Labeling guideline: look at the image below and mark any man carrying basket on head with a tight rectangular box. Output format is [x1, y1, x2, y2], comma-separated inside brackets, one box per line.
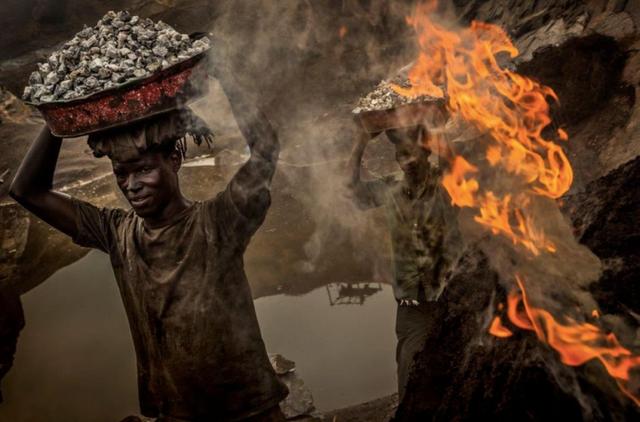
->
[347, 70, 462, 411]
[10, 27, 288, 422]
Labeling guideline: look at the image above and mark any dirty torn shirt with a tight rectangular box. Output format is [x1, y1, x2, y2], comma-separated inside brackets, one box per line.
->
[71, 185, 288, 421]
[356, 168, 461, 303]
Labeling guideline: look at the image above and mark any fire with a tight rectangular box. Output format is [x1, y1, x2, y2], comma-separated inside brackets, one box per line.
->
[441, 156, 478, 208]
[339, 25, 348, 39]
[393, 0, 572, 255]
[493, 276, 640, 405]
[442, 157, 555, 255]
[395, 0, 640, 406]
[489, 316, 513, 338]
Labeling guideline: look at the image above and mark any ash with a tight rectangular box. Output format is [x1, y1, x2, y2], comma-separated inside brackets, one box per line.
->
[22, 10, 210, 104]
[352, 77, 440, 114]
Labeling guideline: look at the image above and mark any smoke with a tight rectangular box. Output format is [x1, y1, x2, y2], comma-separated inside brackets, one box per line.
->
[431, 111, 616, 422]
[443, 122, 603, 315]
[187, 0, 420, 278]
[193, 1, 619, 377]
[162, 0, 638, 409]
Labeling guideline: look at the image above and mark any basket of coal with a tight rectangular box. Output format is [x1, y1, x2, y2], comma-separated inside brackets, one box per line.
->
[352, 74, 447, 133]
[22, 11, 211, 138]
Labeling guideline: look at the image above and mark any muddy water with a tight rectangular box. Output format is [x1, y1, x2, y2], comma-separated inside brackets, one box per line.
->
[0, 252, 138, 422]
[0, 248, 396, 421]
[256, 285, 396, 411]
[0, 144, 402, 420]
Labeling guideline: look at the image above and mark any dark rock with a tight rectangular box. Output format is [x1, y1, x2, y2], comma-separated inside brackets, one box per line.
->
[453, 0, 587, 38]
[0, 285, 24, 404]
[518, 34, 629, 126]
[589, 11, 637, 40]
[396, 246, 639, 421]
[325, 394, 398, 422]
[563, 156, 640, 317]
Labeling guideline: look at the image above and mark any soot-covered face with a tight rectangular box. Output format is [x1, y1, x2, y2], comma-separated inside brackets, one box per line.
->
[386, 126, 431, 187]
[111, 150, 181, 218]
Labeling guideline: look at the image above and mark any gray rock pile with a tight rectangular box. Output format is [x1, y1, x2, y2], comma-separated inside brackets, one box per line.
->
[352, 76, 440, 114]
[22, 10, 210, 104]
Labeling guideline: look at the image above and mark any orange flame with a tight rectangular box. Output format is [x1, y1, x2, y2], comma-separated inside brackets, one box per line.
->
[442, 157, 555, 255]
[339, 25, 348, 39]
[441, 156, 479, 207]
[398, 1, 640, 406]
[494, 275, 640, 405]
[489, 316, 513, 338]
[394, 0, 573, 255]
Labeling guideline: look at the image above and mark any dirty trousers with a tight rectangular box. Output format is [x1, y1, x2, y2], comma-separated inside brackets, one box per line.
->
[395, 300, 445, 404]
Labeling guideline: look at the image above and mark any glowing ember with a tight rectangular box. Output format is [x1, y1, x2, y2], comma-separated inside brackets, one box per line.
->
[493, 276, 640, 405]
[339, 25, 348, 39]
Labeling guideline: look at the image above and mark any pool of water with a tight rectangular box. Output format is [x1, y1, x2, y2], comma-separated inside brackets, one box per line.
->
[256, 283, 396, 411]
[0, 250, 396, 421]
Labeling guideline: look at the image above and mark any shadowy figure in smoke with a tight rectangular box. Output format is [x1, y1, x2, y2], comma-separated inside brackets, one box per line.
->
[347, 121, 461, 408]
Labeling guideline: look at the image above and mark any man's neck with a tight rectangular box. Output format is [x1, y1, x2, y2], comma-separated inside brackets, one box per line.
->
[143, 194, 193, 229]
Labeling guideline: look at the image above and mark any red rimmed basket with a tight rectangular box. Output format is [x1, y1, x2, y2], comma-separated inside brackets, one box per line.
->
[355, 99, 448, 134]
[26, 40, 210, 138]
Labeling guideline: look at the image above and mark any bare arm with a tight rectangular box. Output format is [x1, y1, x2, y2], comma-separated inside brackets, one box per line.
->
[346, 128, 389, 209]
[215, 65, 279, 219]
[9, 126, 78, 238]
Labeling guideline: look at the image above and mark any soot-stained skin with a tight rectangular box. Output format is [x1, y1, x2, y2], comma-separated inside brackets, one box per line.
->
[112, 150, 190, 227]
[387, 127, 432, 190]
[347, 125, 432, 209]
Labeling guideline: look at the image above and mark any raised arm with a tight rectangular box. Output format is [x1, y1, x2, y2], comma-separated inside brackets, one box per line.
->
[215, 65, 279, 219]
[9, 126, 79, 238]
[346, 128, 390, 210]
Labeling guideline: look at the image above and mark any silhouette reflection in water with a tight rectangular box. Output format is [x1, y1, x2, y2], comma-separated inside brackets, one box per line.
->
[326, 282, 384, 306]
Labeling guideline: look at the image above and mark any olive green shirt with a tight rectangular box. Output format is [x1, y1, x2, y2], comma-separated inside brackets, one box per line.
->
[357, 168, 461, 302]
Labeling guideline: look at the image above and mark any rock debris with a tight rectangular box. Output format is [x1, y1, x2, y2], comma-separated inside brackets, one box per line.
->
[23, 10, 210, 104]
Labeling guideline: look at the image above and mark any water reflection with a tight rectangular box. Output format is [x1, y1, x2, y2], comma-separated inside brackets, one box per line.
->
[0, 203, 93, 407]
[0, 250, 396, 420]
[326, 282, 384, 306]
[0, 251, 138, 422]
[256, 285, 396, 411]
[0, 156, 396, 418]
